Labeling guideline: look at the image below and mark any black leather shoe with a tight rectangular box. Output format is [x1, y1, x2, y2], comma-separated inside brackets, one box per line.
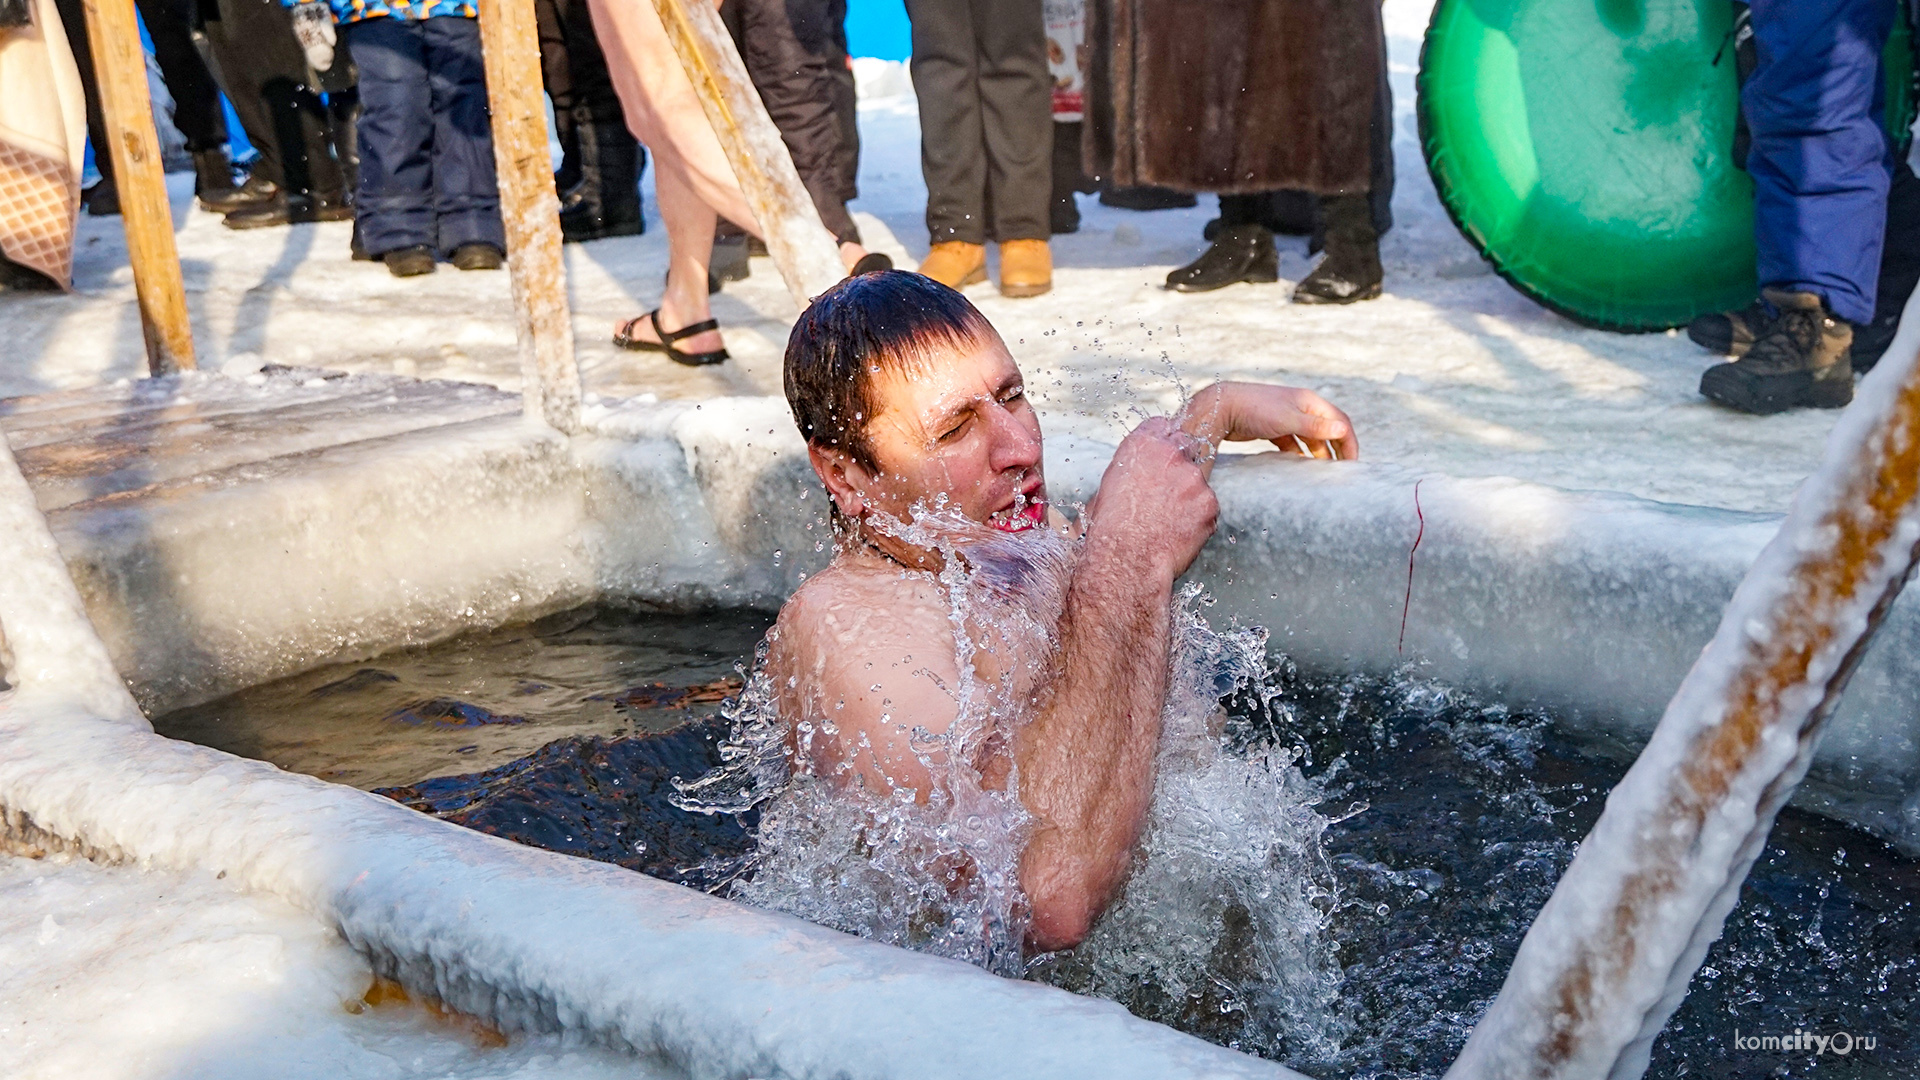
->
[223, 191, 353, 230]
[382, 246, 436, 277]
[200, 173, 279, 215]
[1166, 224, 1279, 293]
[450, 242, 504, 271]
[1294, 195, 1382, 304]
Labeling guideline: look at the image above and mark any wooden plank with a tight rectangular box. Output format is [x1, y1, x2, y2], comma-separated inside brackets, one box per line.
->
[650, 0, 844, 304]
[80, 0, 194, 375]
[475, 0, 580, 434]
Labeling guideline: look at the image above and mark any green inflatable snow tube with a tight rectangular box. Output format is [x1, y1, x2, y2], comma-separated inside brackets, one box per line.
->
[1419, 0, 1915, 332]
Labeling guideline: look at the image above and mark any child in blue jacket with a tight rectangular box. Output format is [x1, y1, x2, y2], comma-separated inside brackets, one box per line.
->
[290, 0, 506, 276]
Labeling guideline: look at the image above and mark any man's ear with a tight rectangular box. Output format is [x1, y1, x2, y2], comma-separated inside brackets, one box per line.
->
[808, 443, 872, 518]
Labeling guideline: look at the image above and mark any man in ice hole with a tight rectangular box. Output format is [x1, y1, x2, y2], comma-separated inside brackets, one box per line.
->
[771, 271, 1358, 951]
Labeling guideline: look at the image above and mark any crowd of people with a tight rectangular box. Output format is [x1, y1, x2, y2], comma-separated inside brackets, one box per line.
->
[0, 0, 1913, 415]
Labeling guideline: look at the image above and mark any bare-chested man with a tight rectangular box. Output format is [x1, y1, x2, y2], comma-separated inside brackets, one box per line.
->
[766, 271, 1358, 952]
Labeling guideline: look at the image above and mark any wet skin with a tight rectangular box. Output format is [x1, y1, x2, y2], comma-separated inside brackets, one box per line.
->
[769, 322, 1358, 950]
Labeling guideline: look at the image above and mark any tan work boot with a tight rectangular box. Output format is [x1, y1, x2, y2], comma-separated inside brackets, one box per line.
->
[998, 239, 1053, 298]
[917, 241, 987, 289]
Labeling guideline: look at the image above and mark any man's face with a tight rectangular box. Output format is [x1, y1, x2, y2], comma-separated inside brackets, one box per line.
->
[854, 330, 1048, 535]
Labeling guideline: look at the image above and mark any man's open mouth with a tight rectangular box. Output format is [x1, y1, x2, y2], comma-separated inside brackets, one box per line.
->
[987, 499, 1047, 532]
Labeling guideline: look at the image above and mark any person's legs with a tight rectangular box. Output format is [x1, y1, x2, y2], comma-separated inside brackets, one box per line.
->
[1702, 0, 1894, 413]
[202, 0, 284, 190]
[972, 0, 1048, 244]
[135, 0, 227, 153]
[1744, 0, 1894, 325]
[905, 0, 985, 245]
[536, 0, 582, 193]
[620, 144, 726, 356]
[346, 17, 436, 257]
[208, 0, 348, 202]
[726, 0, 863, 250]
[421, 16, 505, 257]
[584, 0, 758, 229]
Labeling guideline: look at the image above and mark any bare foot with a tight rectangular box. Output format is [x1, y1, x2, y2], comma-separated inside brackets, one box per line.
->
[839, 241, 870, 272]
[616, 271, 725, 355]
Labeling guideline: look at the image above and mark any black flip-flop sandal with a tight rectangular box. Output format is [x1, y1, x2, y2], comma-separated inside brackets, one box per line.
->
[613, 310, 730, 366]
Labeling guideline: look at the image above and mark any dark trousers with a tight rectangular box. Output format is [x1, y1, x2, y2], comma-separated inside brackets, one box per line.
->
[53, 0, 227, 178]
[1745, 0, 1896, 325]
[721, 0, 860, 245]
[904, 0, 1050, 244]
[535, 0, 635, 191]
[205, 0, 349, 196]
[346, 15, 504, 257]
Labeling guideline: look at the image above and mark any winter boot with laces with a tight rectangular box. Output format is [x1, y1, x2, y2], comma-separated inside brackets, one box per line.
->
[1686, 297, 1773, 357]
[1699, 289, 1853, 414]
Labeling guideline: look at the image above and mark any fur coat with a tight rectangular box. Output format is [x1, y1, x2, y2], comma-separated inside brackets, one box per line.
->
[1084, 0, 1384, 195]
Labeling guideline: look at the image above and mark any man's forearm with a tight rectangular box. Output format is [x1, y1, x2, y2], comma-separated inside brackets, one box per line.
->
[1014, 538, 1173, 949]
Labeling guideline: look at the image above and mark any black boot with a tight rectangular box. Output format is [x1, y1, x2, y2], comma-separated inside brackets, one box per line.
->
[1294, 194, 1382, 304]
[1165, 224, 1279, 293]
[1700, 289, 1854, 414]
[558, 110, 645, 243]
[710, 231, 750, 284]
[84, 179, 119, 217]
[193, 148, 240, 211]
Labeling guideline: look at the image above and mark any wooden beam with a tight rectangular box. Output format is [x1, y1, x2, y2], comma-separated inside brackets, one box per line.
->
[476, 0, 581, 434]
[81, 0, 194, 374]
[650, 0, 845, 305]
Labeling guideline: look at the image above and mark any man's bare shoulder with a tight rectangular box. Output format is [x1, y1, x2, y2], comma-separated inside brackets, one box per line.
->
[771, 557, 958, 680]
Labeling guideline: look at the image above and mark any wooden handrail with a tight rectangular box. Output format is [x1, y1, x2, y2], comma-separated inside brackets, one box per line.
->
[1447, 291, 1920, 1078]
[649, 0, 845, 305]
[81, 0, 193, 374]
[476, 0, 581, 433]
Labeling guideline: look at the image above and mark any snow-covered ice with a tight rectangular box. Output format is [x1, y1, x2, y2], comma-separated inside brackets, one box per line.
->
[3, 0, 1897, 514]
[0, 853, 669, 1080]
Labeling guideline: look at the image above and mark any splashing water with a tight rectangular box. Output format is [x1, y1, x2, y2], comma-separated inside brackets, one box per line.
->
[672, 517, 1346, 1050]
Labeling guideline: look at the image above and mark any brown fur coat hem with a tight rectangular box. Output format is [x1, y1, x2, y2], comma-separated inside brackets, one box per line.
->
[1084, 0, 1385, 196]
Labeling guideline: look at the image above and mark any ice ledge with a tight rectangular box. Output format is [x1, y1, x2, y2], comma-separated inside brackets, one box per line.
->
[24, 390, 1920, 852]
[0, 707, 1303, 1080]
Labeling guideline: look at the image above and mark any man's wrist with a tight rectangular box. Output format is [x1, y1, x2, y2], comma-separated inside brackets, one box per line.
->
[1079, 526, 1179, 600]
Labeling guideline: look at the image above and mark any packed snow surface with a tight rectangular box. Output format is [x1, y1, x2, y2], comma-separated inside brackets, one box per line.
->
[5, 0, 1907, 514]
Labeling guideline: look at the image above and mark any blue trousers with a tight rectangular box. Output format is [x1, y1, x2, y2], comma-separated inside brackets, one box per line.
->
[1744, 0, 1897, 325]
[347, 16, 507, 258]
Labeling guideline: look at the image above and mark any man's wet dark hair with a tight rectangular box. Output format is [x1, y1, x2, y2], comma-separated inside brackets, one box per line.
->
[784, 270, 993, 471]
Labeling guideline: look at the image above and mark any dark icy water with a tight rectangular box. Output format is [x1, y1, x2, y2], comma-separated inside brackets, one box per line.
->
[156, 607, 1915, 1078]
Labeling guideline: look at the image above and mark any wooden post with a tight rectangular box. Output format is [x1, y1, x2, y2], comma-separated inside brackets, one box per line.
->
[476, 0, 581, 434]
[81, 0, 194, 375]
[650, 0, 845, 304]
[1446, 288, 1920, 1080]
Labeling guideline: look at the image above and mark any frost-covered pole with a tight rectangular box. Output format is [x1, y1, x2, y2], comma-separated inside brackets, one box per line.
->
[476, 0, 581, 434]
[1446, 289, 1920, 1080]
[82, 0, 195, 375]
[649, 0, 845, 304]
